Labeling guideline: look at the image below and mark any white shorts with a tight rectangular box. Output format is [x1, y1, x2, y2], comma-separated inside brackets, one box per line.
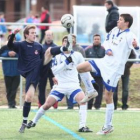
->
[89, 60, 121, 92]
[50, 85, 83, 103]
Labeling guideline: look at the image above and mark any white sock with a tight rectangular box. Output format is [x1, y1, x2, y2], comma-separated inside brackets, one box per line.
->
[104, 103, 114, 128]
[79, 104, 87, 129]
[80, 72, 95, 92]
[33, 106, 46, 124]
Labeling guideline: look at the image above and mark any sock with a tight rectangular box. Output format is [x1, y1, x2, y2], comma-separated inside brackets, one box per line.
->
[23, 101, 31, 124]
[50, 47, 67, 55]
[32, 106, 46, 124]
[79, 104, 87, 129]
[80, 72, 95, 92]
[104, 103, 114, 128]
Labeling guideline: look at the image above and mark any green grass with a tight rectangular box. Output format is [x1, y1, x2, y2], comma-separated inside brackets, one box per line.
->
[0, 109, 140, 140]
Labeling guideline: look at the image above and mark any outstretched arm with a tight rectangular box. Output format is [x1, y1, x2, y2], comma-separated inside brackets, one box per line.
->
[43, 46, 69, 65]
[7, 29, 21, 52]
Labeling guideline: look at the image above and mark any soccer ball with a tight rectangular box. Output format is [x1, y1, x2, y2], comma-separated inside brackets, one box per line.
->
[61, 14, 74, 28]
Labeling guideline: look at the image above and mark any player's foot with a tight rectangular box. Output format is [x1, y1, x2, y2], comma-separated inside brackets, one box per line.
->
[80, 90, 98, 103]
[26, 120, 36, 129]
[19, 123, 27, 133]
[96, 126, 114, 135]
[79, 126, 93, 132]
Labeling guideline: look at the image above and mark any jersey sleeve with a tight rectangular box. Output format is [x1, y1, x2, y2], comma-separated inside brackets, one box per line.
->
[7, 34, 20, 53]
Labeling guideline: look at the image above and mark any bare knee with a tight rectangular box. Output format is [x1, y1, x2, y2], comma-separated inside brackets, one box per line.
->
[104, 90, 113, 104]
[77, 61, 92, 73]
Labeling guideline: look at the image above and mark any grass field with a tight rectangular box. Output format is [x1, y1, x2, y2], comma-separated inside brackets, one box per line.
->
[0, 108, 140, 140]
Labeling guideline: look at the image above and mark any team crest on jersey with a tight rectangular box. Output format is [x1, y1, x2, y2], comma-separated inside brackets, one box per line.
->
[35, 50, 38, 54]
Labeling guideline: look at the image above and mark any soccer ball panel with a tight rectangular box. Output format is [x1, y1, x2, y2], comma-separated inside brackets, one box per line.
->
[61, 14, 74, 28]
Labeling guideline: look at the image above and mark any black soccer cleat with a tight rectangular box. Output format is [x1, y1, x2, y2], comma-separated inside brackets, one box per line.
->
[78, 126, 93, 132]
[26, 120, 36, 129]
[19, 123, 27, 133]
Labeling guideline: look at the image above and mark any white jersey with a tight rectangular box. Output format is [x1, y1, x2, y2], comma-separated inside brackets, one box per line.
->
[93, 27, 136, 86]
[51, 51, 85, 87]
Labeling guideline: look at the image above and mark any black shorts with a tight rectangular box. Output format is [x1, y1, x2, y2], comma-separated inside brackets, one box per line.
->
[25, 64, 42, 93]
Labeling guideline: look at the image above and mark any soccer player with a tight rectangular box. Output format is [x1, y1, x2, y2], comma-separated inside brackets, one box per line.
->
[7, 25, 70, 133]
[76, 14, 139, 135]
[26, 35, 98, 132]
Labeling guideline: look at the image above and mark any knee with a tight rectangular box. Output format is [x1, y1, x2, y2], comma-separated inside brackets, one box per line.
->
[104, 92, 113, 103]
[25, 95, 33, 102]
[43, 102, 52, 110]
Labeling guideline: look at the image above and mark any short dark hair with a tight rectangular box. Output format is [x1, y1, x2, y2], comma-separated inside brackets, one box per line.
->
[93, 34, 101, 38]
[105, 0, 114, 6]
[23, 25, 36, 39]
[120, 14, 133, 28]
[62, 35, 68, 43]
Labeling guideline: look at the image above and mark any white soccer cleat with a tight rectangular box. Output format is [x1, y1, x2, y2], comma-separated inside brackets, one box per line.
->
[80, 90, 98, 103]
[96, 126, 114, 135]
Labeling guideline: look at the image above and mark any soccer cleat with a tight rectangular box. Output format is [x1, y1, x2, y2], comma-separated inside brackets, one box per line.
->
[26, 120, 36, 129]
[80, 90, 98, 103]
[96, 126, 114, 135]
[19, 123, 27, 133]
[79, 126, 93, 132]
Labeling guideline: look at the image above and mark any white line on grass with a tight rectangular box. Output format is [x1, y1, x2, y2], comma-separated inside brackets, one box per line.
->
[32, 109, 85, 140]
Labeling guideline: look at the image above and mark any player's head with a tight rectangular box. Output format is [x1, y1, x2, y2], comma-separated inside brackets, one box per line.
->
[45, 30, 53, 44]
[117, 14, 133, 29]
[23, 25, 36, 42]
[62, 35, 68, 47]
[105, 0, 114, 10]
[93, 34, 101, 46]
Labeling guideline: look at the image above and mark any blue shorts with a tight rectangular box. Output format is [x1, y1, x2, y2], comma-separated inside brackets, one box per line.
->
[25, 65, 42, 93]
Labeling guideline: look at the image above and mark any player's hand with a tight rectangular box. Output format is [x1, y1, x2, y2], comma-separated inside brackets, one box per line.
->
[8, 51, 16, 57]
[107, 51, 113, 56]
[52, 77, 58, 85]
[13, 28, 20, 34]
[132, 39, 138, 48]
[66, 34, 73, 51]
[67, 34, 72, 44]
[65, 56, 73, 65]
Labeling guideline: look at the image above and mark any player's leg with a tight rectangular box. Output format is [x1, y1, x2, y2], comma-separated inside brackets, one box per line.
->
[27, 95, 57, 129]
[97, 89, 114, 135]
[74, 91, 92, 132]
[80, 72, 98, 103]
[19, 84, 35, 133]
[27, 90, 64, 129]
[77, 61, 93, 73]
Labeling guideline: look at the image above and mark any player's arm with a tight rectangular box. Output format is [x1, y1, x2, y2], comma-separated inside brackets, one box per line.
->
[43, 46, 69, 65]
[7, 29, 21, 52]
[51, 56, 72, 75]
